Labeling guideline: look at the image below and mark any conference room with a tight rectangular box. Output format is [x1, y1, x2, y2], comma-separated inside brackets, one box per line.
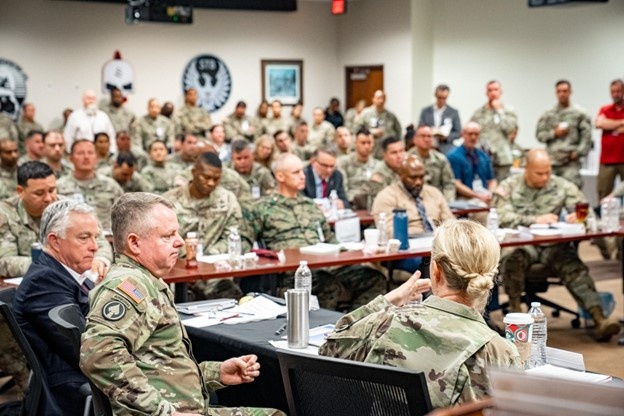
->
[1, 0, 624, 414]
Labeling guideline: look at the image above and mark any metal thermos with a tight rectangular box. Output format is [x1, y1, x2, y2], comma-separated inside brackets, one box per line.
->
[31, 242, 43, 263]
[286, 289, 309, 349]
[393, 208, 409, 250]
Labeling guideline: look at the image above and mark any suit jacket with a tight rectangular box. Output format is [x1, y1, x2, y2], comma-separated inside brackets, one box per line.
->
[418, 104, 461, 154]
[302, 164, 351, 209]
[13, 251, 92, 412]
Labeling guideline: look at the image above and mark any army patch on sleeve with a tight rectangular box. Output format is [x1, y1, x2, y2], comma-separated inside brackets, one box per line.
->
[102, 301, 126, 321]
[117, 280, 145, 304]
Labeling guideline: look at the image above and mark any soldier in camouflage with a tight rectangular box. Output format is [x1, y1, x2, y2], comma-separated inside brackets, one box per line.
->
[337, 128, 379, 208]
[536, 80, 592, 189]
[0, 161, 112, 278]
[366, 136, 405, 199]
[291, 124, 315, 162]
[99, 87, 136, 134]
[98, 152, 152, 193]
[42, 131, 73, 179]
[169, 133, 200, 171]
[0, 138, 19, 196]
[319, 219, 521, 408]
[223, 101, 258, 142]
[355, 90, 402, 158]
[247, 153, 387, 311]
[408, 125, 456, 201]
[493, 149, 620, 341]
[230, 139, 275, 199]
[140, 140, 179, 194]
[56, 140, 124, 231]
[164, 152, 244, 300]
[175, 88, 213, 137]
[132, 98, 175, 151]
[16, 103, 44, 152]
[308, 107, 336, 150]
[80, 192, 284, 416]
[0, 112, 19, 143]
[470, 80, 518, 183]
[262, 101, 291, 138]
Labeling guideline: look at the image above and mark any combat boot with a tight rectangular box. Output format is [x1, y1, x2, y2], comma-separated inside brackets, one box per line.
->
[508, 297, 522, 313]
[589, 305, 621, 342]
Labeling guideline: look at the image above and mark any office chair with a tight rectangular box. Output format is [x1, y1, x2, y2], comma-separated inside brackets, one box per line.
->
[48, 304, 112, 416]
[277, 350, 433, 416]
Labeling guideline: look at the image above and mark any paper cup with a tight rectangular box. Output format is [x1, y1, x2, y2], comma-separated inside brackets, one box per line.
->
[504, 313, 534, 367]
[364, 229, 380, 247]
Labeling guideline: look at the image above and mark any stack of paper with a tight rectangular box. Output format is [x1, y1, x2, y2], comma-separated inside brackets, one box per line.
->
[299, 243, 341, 255]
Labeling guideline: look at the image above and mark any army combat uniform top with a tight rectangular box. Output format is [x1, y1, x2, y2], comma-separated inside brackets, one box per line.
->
[319, 295, 521, 408]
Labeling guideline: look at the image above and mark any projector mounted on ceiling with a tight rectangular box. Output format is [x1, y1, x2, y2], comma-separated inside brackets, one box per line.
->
[125, 0, 193, 24]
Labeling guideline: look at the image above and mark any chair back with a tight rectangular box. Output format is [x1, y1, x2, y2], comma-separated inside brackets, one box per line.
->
[277, 350, 433, 416]
[48, 304, 112, 416]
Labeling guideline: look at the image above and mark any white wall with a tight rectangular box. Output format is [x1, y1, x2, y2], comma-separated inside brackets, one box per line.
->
[428, 0, 624, 170]
[0, 0, 341, 129]
[337, 0, 413, 127]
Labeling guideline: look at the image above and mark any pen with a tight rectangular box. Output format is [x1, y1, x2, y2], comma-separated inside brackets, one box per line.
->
[275, 322, 287, 335]
[219, 314, 240, 322]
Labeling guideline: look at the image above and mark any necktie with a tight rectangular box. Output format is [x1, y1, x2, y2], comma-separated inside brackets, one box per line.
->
[321, 179, 328, 198]
[415, 197, 434, 233]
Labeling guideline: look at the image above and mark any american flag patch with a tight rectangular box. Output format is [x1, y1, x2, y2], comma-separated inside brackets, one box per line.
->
[117, 280, 145, 304]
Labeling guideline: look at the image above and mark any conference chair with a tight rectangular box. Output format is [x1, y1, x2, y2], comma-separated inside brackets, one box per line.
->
[277, 350, 433, 416]
[48, 304, 112, 416]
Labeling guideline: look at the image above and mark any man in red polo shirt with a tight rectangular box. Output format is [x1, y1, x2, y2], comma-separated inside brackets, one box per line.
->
[596, 79, 624, 200]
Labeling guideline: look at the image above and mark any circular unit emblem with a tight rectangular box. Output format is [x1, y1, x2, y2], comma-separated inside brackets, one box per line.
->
[102, 300, 126, 321]
[182, 54, 232, 113]
[0, 58, 27, 121]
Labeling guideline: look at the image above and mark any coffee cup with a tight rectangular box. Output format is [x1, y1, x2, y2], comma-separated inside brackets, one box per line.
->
[503, 313, 534, 367]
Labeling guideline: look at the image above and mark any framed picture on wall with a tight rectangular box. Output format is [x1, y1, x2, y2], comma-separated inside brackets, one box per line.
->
[261, 59, 303, 105]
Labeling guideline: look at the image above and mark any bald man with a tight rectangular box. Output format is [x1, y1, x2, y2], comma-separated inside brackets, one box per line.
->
[372, 155, 454, 273]
[493, 149, 619, 341]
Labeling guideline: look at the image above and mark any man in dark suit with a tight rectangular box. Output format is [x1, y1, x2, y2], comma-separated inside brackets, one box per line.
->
[418, 84, 462, 155]
[13, 199, 101, 415]
[302, 147, 350, 209]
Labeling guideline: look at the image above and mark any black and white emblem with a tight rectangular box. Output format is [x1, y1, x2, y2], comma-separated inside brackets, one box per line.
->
[0, 58, 27, 121]
[182, 54, 231, 113]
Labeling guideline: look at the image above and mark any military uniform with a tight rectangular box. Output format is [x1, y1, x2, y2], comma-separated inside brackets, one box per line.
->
[132, 115, 175, 151]
[308, 121, 335, 150]
[140, 162, 180, 194]
[248, 194, 386, 311]
[409, 148, 456, 201]
[493, 174, 602, 311]
[100, 102, 135, 134]
[536, 104, 592, 189]
[0, 165, 18, 195]
[262, 117, 290, 138]
[56, 174, 124, 231]
[96, 165, 152, 193]
[470, 105, 518, 183]
[0, 196, 112, 278]
[291, 143, 314, 162]
[168, 152, 195, 172]
[44, 158, 74, 179]
[175, 104, 212, 136]
[0, 113, 19, 142]
[223, 114, 257, 141]
[235, 162, 275, 199]
[366, 161, 400, 199]
[319, 295, 521, 408]
[16, 154, 40, 166]
[16, 119, 44, 152]
[174, 166, 252, 207]
[355, 107, 402, 158]
[80, 256, 284, 416]
[337, 153, 379, 202]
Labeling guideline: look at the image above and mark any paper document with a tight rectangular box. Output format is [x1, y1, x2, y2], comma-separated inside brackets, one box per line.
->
[221, 295, 287, 325]
[183, 310, 248, 328]
[197, 254, 230, 264]
[268, 340, 319, 355]
[299, 243, 341, 255]
[280, 324, 335, 347]
[176, 298, 237, 314]
[3, 277, 23, 285]
[526, 364, 611, 383]
[409, 236, 434, 250]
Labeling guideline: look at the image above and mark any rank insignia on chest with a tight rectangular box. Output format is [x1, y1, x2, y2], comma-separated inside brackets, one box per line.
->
[117, 280, 145, 304]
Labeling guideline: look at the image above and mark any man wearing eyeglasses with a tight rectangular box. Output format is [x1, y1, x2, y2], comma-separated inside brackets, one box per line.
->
[302, 147, 350, 209]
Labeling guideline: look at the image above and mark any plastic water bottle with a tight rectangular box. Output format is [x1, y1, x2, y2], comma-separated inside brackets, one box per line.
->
[294, 260, 312, 295]
[227, 226, 242, 269]
[608, 198, 620, 232]
[377, 212, 388, 247]
[528, 302, 548, 368]
[486, 208, 499, 234]
[328, 189, 339, 221]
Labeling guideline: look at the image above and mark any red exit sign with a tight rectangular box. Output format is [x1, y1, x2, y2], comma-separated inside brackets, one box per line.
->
[332, 0, 347, 15]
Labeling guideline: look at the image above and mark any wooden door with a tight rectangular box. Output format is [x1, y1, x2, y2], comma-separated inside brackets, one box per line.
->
[345, 65, 384, 110]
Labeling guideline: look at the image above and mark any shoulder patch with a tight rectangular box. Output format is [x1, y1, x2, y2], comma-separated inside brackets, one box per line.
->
[102, 300, 126, 321]
[117, 280, 145, 304]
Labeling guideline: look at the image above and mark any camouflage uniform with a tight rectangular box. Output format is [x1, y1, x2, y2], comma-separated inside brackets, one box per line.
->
[234, 162, 275, 199]
[0, 196, 112, 278]
[140, 162, 180, 194]
[175, 104, 212, 137]
[175, 166, 252, 207]
[132, 115, 175, 151]
[16, 119, 44, 153]
[291, 143, 314, 162]
[223, 114, 257, 141]
[0, 165, 18, 195]
[262, 117, 290, 138]
[100, 102, 136, 134]
[96, 165, 152, 193]
[337, 153, 379, 202]
[80, 255, 284, 416]
[0, 113, 19, 142]
[409, 148, 456, 201]
[44, 157, 74, 179]
[0, 315, 30, 395]
[16, 154, 40, 166]
[168, 152, 195, 171]
[56, 174, 124, 231]
[493, 174, 602, 310]
[366, 161, 400, 199]
[319, 295, 521, 408]
[164, 184, 244, 299]
[470, 105, 518, 183]
[536, 104, 592, 189]
[248, 194, 387, 311]
[355, 107, 402, 158]
[308, 121, 335, 150]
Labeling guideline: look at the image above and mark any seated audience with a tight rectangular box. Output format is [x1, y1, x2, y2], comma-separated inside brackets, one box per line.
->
[274, 129, 293, 154]
[93, 131, 114, 170]
[99, 86, 136, 134]
[80, 192, 284, 416]
[319, 219, 521, 408]
[207, 124, 231, 162]
[223, 100, 257, 141]
[324, 97, 344, 128]
[303, 147, 350, 209]
[114, 130, 148, 171]
[292, 122, 314, 161]
[17, 130, 44, 165]
[133, 98, 175, 151]
[175, 87, 212, 136]
[253, 134, 276, 171]
[168, 133, 199, 169]
[337, 128, 379, 209]
[42, 130, 72, 178]
[308, 107, 336, 149]
[0, 138, 19, 193]
[230, 138, 275, 198]
[13, 200, 101, 415]
[140, 140, 178, 194]
[333, 126, 352, 156]
[98, 151, 151, 193]
[16, 103, 44, 149]
[368, 136, 405, 197]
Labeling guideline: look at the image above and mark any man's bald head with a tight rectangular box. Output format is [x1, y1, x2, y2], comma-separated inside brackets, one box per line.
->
[399, 155, 426, 198]
[524, 148, 552, 189]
